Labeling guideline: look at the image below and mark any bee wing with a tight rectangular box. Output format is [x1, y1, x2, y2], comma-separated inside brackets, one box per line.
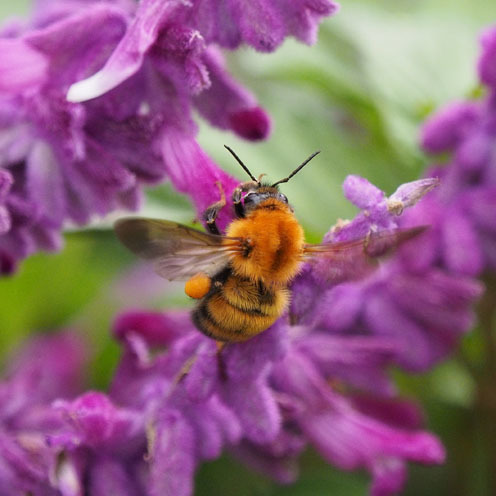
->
[303, 226, 426, 283]
[114, 218, 241, 281]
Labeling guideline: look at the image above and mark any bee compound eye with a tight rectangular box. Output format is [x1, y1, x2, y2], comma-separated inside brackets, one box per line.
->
[279, 193, 288, 203]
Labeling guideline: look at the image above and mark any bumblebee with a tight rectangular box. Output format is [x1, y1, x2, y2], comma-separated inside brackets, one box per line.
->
[115, 146, 422, 343]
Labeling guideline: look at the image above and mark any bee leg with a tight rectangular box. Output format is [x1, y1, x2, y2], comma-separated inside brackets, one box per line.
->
[204, 181, 226, 235]
[171, 354, 197, 386]
[216, 341, 228, 381]
[232, 181, 258, 218]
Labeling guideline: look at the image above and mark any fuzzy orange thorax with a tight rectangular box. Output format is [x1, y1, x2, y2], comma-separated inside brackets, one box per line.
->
[224, 199, 305, 284]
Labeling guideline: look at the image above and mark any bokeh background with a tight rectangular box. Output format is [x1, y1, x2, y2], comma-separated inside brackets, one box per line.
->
[1, 0, 496, 494]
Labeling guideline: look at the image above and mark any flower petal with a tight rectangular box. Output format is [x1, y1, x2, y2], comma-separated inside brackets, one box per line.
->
[194, 48, 271, 140]
[67, 0, 182, 102]
[0, 38, 47, 93]
[150, 409, 196, 496]
[160, 129, 239, 232]
[479, 26, 496, 88]
[342, 175, 385, 209]
[441, 207, 483, 276]
[420, 102, 480, 153]
[26, 4, 128, 89]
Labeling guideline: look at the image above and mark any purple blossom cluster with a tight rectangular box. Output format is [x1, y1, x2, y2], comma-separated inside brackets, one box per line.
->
[290, 176, 483, 373]
[400, 25, 496, 278]
[0, 332, 86, 494]
[1, 173, 480, 496]
[0, 0, 338, 273]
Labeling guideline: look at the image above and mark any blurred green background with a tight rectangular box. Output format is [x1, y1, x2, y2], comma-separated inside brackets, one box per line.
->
[1, 0, 496, 494]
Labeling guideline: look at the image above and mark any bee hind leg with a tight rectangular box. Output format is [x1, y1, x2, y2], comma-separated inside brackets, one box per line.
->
[216, 341, 228, 381]
[204, 181, 226, 235]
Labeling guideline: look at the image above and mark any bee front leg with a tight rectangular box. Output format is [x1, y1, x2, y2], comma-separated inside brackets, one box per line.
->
[203, 181, 226, 235]
[232, 181, 258, 218]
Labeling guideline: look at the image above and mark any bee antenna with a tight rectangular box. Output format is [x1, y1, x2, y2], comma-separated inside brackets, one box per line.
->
[271, 151, 321, 187]
[224, 145, 258, 183]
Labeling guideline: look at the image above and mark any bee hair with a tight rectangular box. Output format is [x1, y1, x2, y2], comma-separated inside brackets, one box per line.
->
[271, 151, 321, 187]
[224, 145, 258, 183]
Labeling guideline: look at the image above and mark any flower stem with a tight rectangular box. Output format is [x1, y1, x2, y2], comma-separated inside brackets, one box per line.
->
[474, 274, 496, 494]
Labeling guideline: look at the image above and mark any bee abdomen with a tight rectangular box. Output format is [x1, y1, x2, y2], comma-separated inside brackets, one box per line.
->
[192, 277, 287, 342]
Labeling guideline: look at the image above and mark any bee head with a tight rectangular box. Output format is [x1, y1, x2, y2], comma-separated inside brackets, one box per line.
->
[223, 145, 320, 212]
[243, 185, 289, 210]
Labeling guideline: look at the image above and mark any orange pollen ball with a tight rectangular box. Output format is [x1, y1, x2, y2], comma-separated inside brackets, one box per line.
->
[185, 272, 211, 299]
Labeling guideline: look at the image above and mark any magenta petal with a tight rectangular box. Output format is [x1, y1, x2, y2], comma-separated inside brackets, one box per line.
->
[190, 0, 240, 48]
[479, 26, 496, 88]
[221, 379, 281, 444]
[150, 409, 195, 496]
[0, 170, 13, 234]
[26, 141, 65, 226]
[223, 322, 289, 382]
[455, 131, 492, 173]
[113, 310, 189, 346]
[151, 24, 210, 95]
[297, 333, 396, 395]
[342, 175, 385, 209]
[195, 49, 271, 140]
[26, 4, 128, 89]
[464, 187, 496, 233]
[363, 292, 438, 371]
[370, 459, 407, 496]
[313, 283, 363, 332]
[388, 178, 439, 211]
[391, 270, 482, 337]
[67, 0, 182, 102]
[350, 395, 425, 431]
[0, 169, 13, 200]
[0, 38, 47, 93]
[183, 396, 240, 460]
[207, 396, 242, 445]
[0, 332, 86, 423]
[420, 102, 480, 153]
[228, 0, 285, 52]
[89, 457, 143, 496]
[0, 431, 54, 493]
[160, 130, 239, 232]
[183, 341, 218, 401]
[0, 206, 10, 235]
[303, 403, 445, 471]
[229, 107, 271, 140]
[0, 118, 34, 168]
[278, 0, 339, 45]
[441, 208, 483, 276]
[231, 432, 305, 484]
[398, 197, 441, 271]
[299, 334, 396, 370]
[53, 392, 143, 450]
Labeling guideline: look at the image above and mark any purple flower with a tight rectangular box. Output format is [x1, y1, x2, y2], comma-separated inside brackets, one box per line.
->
[286, 175, 482, 372]
[66, 0, 339, 104]
[1, 0, 337, 274]
[408, 24, 496, 277]
[98, 276, 444, 496]
[0, 3, 142, 273]
[0, 331, 86, 494]
[271, 348, 444, 496]
[53, 174, 444, 496]
[0, 170, 471, 495]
